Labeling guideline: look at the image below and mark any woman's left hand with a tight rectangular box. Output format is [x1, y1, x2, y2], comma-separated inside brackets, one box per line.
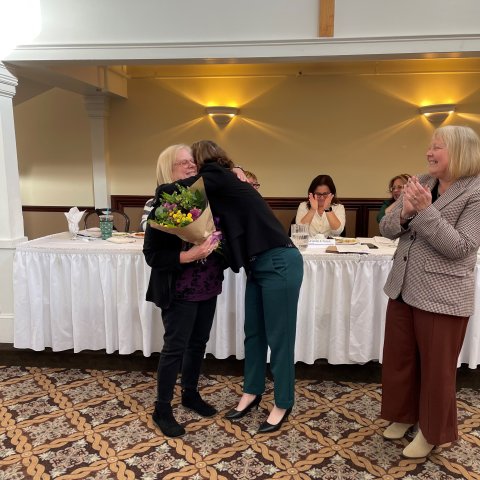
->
[232, 167, 248, 182]
[404, 176, 432, 212]
[323, 193, 334, 210]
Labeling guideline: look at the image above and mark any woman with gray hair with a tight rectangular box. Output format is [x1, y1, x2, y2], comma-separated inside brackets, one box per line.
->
[143, 144, 223, 438]
[380, 125, 480, 458]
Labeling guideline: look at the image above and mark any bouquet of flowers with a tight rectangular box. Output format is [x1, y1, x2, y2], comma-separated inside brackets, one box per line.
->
[148, 177, 216, 245]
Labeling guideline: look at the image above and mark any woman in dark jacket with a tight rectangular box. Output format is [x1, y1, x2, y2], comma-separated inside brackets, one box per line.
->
[165, 140, 304, 434]
[143, 144, 223, 438]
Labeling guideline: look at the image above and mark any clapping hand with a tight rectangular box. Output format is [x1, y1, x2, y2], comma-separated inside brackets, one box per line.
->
[308, 193, 319, 210]
[402, 176, 432, 217]
[323, 193, 334, 210]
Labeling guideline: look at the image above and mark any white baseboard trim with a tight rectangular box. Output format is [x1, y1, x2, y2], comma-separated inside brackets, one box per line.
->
[0, 314, 14, 343]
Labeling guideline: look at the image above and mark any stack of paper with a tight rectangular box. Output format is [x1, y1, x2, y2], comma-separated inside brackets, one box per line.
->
[336, 244, 370, 253]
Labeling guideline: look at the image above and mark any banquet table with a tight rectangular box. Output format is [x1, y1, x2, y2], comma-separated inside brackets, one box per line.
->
[13, 232, 480, 368]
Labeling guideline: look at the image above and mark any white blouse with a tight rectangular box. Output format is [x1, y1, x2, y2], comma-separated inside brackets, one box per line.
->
[295, 201, 346, 237]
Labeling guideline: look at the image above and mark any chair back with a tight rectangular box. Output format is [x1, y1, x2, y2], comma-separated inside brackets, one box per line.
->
[287, 215, 296, 237]
[83, 209, 131, 232]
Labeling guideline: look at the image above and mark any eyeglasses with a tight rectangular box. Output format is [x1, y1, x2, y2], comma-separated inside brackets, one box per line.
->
[314, 192, 331, 197]
[388, 185, 404, 193]
[252, 183, 260, 189]
[174, 159, 196, 167]
[429, 144, 446, 151]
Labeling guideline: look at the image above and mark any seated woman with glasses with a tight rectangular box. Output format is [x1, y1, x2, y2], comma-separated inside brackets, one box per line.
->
[376, 174, 411, 223]
[244, 170, 261, 191]
[296, 174, 346, 237]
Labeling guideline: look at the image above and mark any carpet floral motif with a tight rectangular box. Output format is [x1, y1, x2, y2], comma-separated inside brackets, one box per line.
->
[0, 366, 479, 479]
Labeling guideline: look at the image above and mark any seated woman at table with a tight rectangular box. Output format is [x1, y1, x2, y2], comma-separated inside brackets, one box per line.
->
[380, 125, 480, 458]
[143, 143, 224, 438]
[245, 170, 261, 191]
[376, 173, 411, 223]
[174, 140, 303, 435]
[295, 174, 345, 237]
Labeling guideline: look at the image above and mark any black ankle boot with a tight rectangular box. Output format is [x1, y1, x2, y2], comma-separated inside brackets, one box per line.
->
[181, 389, 217, 417]
[152, 402, 185, 438]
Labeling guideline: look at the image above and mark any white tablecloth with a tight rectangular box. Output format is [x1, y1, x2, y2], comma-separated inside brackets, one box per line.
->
[13, 233, 480, 367]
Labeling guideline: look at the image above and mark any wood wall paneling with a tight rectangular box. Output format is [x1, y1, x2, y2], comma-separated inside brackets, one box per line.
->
[23, 197, 384, 239]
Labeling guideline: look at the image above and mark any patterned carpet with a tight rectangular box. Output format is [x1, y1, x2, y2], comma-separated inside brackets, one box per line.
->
[1, 365, 479, 479]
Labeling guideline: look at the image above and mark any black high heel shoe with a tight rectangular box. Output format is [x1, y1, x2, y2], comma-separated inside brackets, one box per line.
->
[257, 407, 292, 434]
[224, 395, 262, 420]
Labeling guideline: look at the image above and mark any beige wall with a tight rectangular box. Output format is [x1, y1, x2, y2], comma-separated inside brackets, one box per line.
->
[14, 61, 480, 206]
[14, 88, 93, 206]
[22, 211, 69, 240]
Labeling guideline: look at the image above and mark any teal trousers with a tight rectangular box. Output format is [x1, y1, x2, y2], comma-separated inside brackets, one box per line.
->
[243, 246, 303, 408]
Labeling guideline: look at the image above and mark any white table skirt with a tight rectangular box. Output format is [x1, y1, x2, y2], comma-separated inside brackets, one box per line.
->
[13, 233, 480, 367]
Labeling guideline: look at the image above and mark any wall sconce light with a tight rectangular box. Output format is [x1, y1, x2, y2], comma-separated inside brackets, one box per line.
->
[205, 106, 239, 126]
[419, 104, 456, 124]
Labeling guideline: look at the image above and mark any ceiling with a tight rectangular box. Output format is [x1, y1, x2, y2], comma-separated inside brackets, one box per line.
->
[10, 56, 480, 106]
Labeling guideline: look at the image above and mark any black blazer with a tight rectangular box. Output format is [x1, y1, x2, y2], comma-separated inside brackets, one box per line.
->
[143, 221, 183, 309]
[156, 163, 293, 273]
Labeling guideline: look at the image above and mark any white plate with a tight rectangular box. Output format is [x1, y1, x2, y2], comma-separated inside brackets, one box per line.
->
[129, 232, 145, 239]
[106, 237, 136, 244]
[334, 237, 358, 245]
[78, 229, 101, 238]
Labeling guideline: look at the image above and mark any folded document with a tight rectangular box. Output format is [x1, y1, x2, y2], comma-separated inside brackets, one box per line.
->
[335, 244, 370, 253]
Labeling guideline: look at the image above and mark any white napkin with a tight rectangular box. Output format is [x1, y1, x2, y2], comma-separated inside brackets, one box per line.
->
[373, 236, 399, 246]
[65, 207, 85, 235]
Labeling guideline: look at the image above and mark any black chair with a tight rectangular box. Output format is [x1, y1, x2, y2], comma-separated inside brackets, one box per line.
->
[287, 215, 296, 237]
[83, 208, 130, 232]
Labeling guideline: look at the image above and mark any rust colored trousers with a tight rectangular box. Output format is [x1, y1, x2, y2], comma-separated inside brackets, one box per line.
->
[381, 298, 469, 445]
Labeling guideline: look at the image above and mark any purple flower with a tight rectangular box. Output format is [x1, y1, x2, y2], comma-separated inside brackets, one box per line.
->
[210, 230, 223, 245]
[190, 207, 202, 220]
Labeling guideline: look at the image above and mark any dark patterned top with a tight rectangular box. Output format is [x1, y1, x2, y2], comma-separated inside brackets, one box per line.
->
[175, 249, 224, 301]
